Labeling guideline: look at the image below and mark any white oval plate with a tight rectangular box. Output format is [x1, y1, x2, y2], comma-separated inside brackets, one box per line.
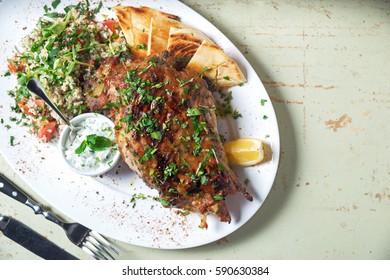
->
[0, 0, 280, 249]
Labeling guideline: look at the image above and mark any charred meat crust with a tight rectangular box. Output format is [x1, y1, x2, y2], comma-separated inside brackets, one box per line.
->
[86, 51, 252, 228]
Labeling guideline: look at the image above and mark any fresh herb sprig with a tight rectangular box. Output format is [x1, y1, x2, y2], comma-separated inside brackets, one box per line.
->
[75, 134, 113, 154]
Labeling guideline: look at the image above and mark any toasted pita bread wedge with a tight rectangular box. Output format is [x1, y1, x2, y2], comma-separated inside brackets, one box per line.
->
[113, 6, 185, 57]
[147, 10, 188, 55]
[167, 27, 213, 67]
[186, 40, 246, 88]
[112, 6, 150, 57]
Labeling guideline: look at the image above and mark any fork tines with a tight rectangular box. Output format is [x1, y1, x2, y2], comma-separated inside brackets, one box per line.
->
[81, 231, 120, 260]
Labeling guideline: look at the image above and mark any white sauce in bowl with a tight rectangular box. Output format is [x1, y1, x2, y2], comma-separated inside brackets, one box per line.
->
[60, 113, 119, 176]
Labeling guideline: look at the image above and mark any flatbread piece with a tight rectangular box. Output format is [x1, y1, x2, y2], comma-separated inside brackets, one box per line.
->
[146, 8, 188, 55]
[186, 40, 246, 88]
[167, 27, 212, 67]
[112, 6, 150, 57]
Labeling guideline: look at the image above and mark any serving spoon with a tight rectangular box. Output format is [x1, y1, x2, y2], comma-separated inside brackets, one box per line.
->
[26, 78, 81, 142]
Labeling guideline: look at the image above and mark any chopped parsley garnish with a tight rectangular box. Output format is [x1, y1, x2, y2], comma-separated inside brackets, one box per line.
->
[201, 66, 211, 77]
[136, 43, 147, 50]
[163, 162, 178, 180]
[136, 113, 158, 133]
[51, 0, 61, 9]
[93, 1, 103, 14]
[186, 108, 201, 117]
[130, 193, 146, 208]
[215, 90, 242, 119]
[232, 110, 242, 119]
[200, 175, 208, 185]
[260, 99, 268, 106]
[157, 198, 170, 207]
[178, 210, 190, 216]
[9, 136, 15, 146]
[150, 131, 162, 141]
[103, 101, 122, 109]
[168, 188, 177, 194]
[176, 77, 194, 87]
[138, 145, 157, 163]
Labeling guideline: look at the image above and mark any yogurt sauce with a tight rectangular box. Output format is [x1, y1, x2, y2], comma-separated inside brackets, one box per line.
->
[64, 116, 118, 174]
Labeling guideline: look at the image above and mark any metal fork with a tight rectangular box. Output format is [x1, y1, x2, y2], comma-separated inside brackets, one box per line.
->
[0, 174, 120, 260]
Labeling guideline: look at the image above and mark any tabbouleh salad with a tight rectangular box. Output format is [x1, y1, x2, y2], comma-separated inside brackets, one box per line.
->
[6, 0, 129, 142]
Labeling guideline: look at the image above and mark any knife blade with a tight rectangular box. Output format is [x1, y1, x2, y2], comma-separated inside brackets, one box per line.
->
[0, 214, 78, 260]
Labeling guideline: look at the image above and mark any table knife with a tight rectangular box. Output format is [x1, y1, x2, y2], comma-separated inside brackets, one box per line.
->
[0, 214, 78, 260]
[0, 174, 78, 259]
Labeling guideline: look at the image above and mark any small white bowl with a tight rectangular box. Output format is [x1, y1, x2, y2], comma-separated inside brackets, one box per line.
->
[59, 113, 120, 176]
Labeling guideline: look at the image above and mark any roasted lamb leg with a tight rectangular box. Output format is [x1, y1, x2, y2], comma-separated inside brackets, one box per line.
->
[86, 51, 252, 228]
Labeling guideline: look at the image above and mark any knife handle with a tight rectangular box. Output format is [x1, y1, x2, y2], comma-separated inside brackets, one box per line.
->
[0, 215, 78, 260]
[0, 174, 28, 204]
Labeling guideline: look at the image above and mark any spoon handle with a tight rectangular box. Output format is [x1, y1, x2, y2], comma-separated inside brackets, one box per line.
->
[26, 78, 71, 127]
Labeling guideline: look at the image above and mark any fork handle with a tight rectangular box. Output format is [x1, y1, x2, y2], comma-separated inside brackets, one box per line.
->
[0, 174, 29, 204]
[0, 174, 65, 228]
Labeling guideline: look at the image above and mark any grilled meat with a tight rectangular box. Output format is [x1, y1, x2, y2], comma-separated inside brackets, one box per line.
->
[86, 51, 252, 228]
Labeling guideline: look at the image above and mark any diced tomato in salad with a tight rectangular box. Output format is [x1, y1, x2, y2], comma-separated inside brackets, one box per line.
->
[37, 120, 58, 143]
[7, 61, 18, 73]
[102, 19, 117, 34]
[7, 60, 26, 73]
[33, 99, 45, 109]
[17, 99, 32, 116]
[17, 97, 57, 142]
[17, 98, 46, 117]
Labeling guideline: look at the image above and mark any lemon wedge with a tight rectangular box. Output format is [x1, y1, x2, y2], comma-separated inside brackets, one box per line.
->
[224, 138, 264, 166]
